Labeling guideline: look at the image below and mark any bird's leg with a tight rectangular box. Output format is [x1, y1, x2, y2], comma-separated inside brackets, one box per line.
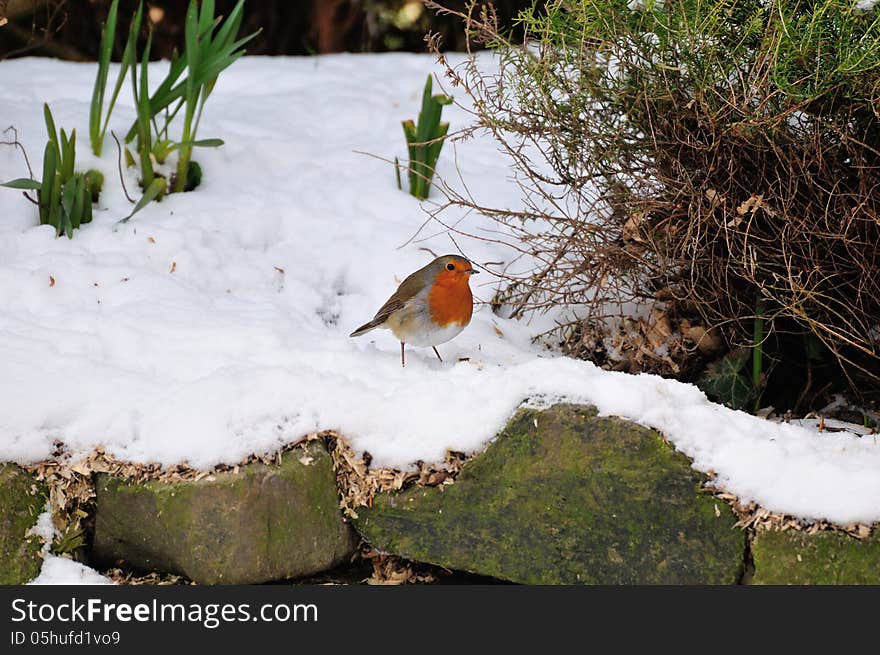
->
[400, 342, 406, 367]
[432, 346, 443, 362]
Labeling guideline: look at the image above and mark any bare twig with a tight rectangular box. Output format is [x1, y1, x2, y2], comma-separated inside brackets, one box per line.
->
[1, 125, 38, 204]
[112, 131, 135, 203]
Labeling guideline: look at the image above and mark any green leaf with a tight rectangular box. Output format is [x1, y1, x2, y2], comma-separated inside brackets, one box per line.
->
[39, 141, 58, 225]
[68, 175, 85, 230]
[60, 129, 76, 182]
[90, 0, 119, 155]
[47, 171, 62, 231]
[124, 37, 183, 143]
[134, 29, 155, 186]
[59, 128, 69, 177]
[118, 177, 167, 224]
[60, 176, 78, 227]
[696, 349, 754, 410]
[1, 178, 42, 190]
[402, 119, 419, 196]
[191, 32, 257, 87]
[97, 0, 142, 153]
[61, 211, 74, 239]
[151, 139, 174, 164]
[83, 195, 94, 224]
[172, 138, 224, 149]
[185, 0, 201, 103]
[425, 121, 449, 171]
[402, 76, 452, 200]
[123, 0, 257, 144]
[198, 0, 215, 36]
[416, 76, 441, 144]
[174, 0, 203, 193]
[402, 119, 417, 145]
[214, 0, 245, 50]
[43, 104, 59, 149]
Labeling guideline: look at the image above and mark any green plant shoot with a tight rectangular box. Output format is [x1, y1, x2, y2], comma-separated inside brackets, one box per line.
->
[753, 296, 765, 412]
[1, 104, 100, 238]
[402, 75, 452, 200]
[171, 0, 256, 193]
[89, 0, 141, 156]
[131, 27, 156, 188]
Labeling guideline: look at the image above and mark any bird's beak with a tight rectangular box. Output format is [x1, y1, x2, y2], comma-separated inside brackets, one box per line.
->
[468, 269, 479, 275]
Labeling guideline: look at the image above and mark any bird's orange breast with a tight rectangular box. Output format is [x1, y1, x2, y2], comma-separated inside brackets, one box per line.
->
[427, 271, 474, 327]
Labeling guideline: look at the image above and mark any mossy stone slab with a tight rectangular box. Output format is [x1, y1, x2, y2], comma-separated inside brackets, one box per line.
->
[356, 404, 744, 584]
[0, 464, 48, 585]
[751, 530, 880, 585]
[93, 441, 357, 584]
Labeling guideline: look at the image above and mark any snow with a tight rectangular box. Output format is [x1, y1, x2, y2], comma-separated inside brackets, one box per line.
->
[25, 507, 114, 585]
[1, 54, 880, 525]
[26, 504, 56, 547]
[29, 556, 115, 585]
[628, 0, 664, 10]
[855, 0, 879, 13]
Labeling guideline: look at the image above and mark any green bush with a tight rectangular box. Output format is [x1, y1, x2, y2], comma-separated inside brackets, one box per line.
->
[440, 0, 880, 402]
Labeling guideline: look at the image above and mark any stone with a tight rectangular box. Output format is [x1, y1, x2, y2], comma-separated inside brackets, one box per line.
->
[0, 464, 48, 585]
[93, 441, 357, 584]
[751, 529, 880, 585]
[355, 404, 745, 584]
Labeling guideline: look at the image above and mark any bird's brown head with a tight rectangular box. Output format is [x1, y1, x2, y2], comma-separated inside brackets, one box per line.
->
[430, 255, 479, 286]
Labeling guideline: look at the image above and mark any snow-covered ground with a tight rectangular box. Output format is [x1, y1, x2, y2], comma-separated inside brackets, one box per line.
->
[2, 54, 880, 526]
[28, 556, 115, 585]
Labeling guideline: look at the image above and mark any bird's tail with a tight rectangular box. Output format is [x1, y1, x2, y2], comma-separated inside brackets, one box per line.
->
[349, 319, 383, 338]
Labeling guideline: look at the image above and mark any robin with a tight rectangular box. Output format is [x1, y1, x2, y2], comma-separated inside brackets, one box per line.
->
[349, 254, 479, 366]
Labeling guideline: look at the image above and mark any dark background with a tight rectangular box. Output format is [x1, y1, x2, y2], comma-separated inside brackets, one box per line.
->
[0, 0, 538, 60]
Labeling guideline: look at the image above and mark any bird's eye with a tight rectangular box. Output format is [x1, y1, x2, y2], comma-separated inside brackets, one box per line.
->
[446, 263, 455, 271]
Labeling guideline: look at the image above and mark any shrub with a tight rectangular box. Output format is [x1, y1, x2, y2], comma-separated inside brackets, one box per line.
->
[434, 0, 880, 402]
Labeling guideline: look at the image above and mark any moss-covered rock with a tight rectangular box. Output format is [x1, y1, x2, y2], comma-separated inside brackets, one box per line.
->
[355, 404, 745, 584]
[751, 529, 880, 585]
[93, 441, 357, 584]
[0, 464, 48, 585]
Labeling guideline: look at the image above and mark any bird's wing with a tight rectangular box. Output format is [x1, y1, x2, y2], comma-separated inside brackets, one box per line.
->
[349, 274, 424, 336]
[377, 268, 428, 320]
[349, 266, 429, 337]
[369, 294, 406, 326]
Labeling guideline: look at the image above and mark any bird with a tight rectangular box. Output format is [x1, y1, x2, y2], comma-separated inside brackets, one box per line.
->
[349, 254, 479, 367]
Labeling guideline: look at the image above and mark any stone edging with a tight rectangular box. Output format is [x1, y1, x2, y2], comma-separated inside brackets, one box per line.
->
[1, 403, 877, 585]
